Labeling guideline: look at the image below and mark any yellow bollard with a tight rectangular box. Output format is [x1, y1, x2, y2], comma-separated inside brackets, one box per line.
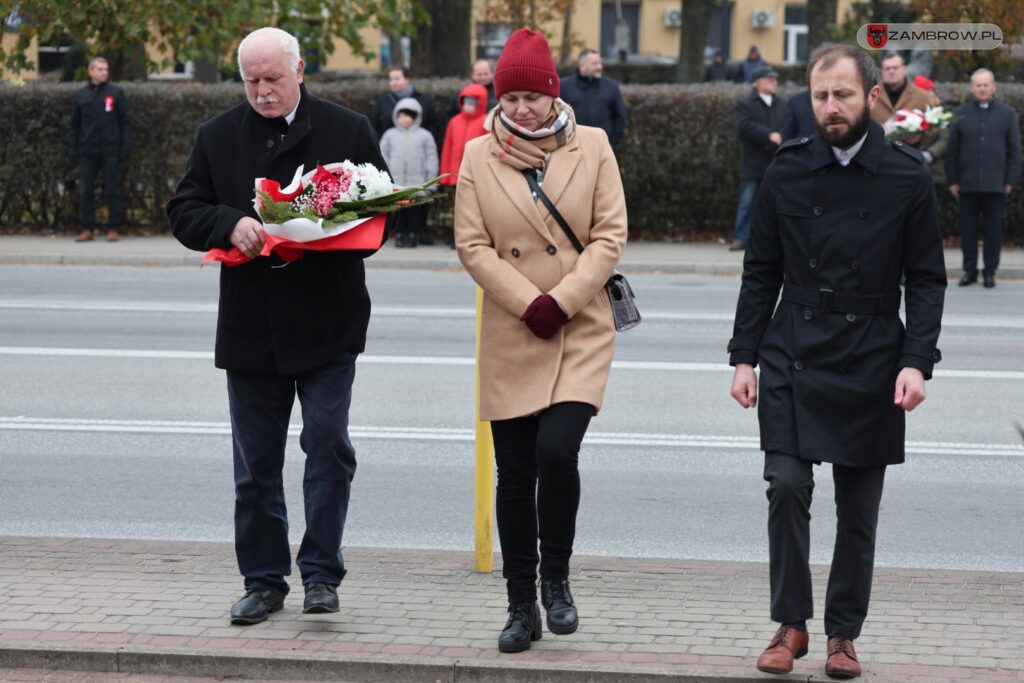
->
[474, 285, 494, 573]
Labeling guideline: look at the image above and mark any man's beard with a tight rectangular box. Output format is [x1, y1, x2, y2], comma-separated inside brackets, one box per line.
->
[815, 103, 871, 149]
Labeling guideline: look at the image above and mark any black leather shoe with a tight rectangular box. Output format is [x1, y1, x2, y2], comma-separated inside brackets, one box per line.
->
[230, 589, 284, 625]
[541, 579, 579, 635]
[303, 583, 339, 614]
[983, 272, 995, 288]
[418, 229, 434, 246]
[498, 601, 542, 653]
[958, 272, 978, 286]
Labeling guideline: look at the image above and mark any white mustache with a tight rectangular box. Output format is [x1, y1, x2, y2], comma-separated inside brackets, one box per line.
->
[256, 95, 280, 105]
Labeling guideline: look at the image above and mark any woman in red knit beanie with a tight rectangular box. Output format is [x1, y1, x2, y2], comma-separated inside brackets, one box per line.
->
[455, 28, 628, 654]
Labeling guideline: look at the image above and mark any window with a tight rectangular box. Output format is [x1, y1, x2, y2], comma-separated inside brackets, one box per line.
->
[476, 22, 512, 61]
[38, 39, 74, 73]
[783, 5, 808, 64]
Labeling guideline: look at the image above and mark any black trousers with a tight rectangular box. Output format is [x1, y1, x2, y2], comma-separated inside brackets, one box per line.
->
[959, 192, 1005, 276]
[763, 452, 886, 639]
[78, 155, 123, 231]
[491, 402, 593, 603]
[395, 204, 428, 238]
[225, 352, 358, 596]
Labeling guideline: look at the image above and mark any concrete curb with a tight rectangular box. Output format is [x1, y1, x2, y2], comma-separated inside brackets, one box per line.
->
[0, 643, 785, 683]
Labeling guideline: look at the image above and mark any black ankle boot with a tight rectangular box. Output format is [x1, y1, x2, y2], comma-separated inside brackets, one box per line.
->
[541, 579, 578, 634]
[498, 601, 541, 653]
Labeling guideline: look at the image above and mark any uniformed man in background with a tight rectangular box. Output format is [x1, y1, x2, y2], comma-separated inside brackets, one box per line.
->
[728, 43, 946, 679]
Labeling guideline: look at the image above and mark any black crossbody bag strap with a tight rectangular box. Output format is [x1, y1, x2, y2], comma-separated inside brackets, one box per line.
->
[522, 169, 585, 254]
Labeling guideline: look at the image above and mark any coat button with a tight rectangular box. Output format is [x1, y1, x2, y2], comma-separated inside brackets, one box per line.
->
[846, 313, 857, 322]
[813, 206, 823, 216]
[803, 310, 813, 321]
[794, 360, 804, 371]
[546, 245, 557, 255]
[817, 168, 826, 176]
[511, 248, 520, 258]
[266, 139, 275, 148]
[864, 171, 871, 178]
[932, 350, 942, 361]
[858, 209, 868, 219]
[809, 258, 817, 268]
[851, 259, 861, 270]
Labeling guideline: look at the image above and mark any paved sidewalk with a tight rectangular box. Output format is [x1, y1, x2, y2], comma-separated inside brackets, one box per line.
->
[0, 537, 1021, 682]
[2, 234, 1023, 278]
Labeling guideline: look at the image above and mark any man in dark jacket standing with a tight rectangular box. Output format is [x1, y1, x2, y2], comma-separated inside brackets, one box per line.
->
[69, 57, 130, 242]
[559, 49, 628, 149]
[729, 44, 945, 679]
[730, 65, 790, 250]
[946, 68, 1021, 288]
[167, 27, 390, 627]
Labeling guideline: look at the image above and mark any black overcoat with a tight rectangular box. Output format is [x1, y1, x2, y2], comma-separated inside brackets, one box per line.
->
[945, 98, 1021, 194]
[167, 86, 389, 376]
[728, 121, 947, 466]
[735, 90, 791, 181]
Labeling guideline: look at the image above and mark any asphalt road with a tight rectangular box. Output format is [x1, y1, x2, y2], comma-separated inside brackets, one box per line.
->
[0, 265, 1021, 572]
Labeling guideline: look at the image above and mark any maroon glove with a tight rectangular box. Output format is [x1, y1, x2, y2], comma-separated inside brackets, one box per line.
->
[520, 294, 568, 339]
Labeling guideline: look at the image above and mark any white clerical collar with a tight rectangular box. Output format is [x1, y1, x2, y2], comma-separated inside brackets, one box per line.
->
[979, 101, 990, 109]
[832, 133, 869, 167]
[759, 93, 773, 108]
[285, 102, 299, 125]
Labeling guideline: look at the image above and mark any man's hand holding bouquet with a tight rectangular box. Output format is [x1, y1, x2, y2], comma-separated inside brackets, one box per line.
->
[204, 161, 445, 266]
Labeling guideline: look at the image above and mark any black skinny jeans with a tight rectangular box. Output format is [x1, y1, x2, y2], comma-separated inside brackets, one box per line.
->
[490, 402, 593, 604]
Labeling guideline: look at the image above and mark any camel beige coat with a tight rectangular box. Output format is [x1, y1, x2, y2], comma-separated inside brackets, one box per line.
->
[871, 78, 939, 126]
[455, 126, 627, 421]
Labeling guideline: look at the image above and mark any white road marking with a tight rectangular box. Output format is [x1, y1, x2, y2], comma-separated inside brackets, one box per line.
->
[0, 346, 1022, 380]
[1, 300, 1021, 329]
[1, 417, 1021, 458]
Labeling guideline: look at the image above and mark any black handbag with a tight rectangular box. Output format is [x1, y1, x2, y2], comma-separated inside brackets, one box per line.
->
[522, 169, 641, 332]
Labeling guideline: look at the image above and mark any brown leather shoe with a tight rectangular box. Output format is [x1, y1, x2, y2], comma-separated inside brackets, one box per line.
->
[75, 230, 94, 242]
[756, 624, 809, 674]
[728, 240, 746, 251]
[106, 229, 120, 242]
[825, 636, 861, 679]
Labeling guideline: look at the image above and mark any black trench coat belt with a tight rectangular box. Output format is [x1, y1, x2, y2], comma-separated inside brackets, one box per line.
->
[780, 285, 902, 315]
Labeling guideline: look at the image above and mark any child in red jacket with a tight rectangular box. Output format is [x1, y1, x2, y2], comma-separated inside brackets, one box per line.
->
[440, 83, 490, 247]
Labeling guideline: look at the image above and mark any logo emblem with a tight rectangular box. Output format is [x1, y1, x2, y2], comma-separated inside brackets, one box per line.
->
[866, 24, 888, 49]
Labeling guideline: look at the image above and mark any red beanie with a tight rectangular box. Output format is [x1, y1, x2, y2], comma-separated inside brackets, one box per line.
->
[493, 28, 559, 98]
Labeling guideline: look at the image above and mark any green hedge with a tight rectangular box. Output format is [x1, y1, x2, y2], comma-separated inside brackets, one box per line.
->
[1, 79, 1021, 243]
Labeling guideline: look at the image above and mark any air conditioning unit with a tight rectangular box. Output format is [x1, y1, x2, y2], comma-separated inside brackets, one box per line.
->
[751, 9, 776, 28]
[663, 8, 682, 28]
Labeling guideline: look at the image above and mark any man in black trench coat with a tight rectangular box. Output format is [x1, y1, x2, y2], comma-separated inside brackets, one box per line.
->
[728, 44, 946, 679]
[167, 27, 390, 626]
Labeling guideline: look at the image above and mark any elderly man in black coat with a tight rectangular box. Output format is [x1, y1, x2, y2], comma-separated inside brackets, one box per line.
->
[730, 65, 791, 251]
[729, 44, 946, 679]
[167, 27, 390, 627]
[946, 68, 1022, 288]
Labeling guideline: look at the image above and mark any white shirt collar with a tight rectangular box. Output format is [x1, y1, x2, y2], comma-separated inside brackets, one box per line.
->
[758, 93, 773, 108]
[832, 132, 869, 167]
[284, 102, 299, 125]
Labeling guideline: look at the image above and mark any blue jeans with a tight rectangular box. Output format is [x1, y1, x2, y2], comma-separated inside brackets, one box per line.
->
[226, 352, 358, 595]
[732, 180, 760, 244]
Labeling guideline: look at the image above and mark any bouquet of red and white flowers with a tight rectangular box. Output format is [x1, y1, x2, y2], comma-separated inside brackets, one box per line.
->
[884, 105, 953, 139]
[203, 161, 444, 266]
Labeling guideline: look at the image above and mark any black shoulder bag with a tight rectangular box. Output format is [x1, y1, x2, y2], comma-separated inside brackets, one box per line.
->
[522, 169, 640, 332]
